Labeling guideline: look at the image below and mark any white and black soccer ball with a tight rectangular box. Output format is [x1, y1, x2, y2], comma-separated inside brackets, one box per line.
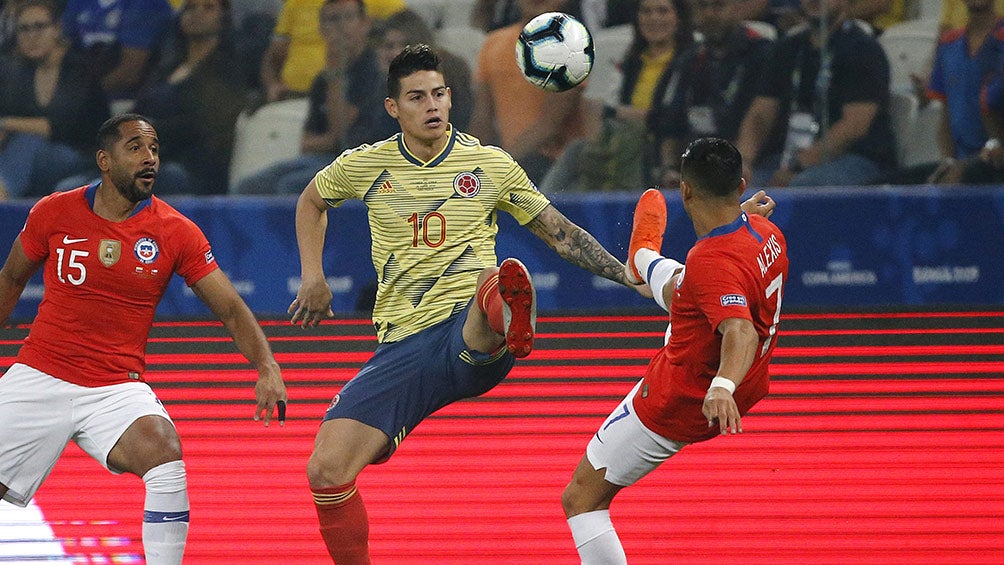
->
[515, 12, 594, 92]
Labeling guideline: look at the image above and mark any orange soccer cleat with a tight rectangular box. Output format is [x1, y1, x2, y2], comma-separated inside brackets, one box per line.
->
[498, 258, 536, 358]
[626, 188, 667, 284]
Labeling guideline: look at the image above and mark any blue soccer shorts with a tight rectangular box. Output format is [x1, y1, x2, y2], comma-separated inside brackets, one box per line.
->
[322, 308, 514, 458]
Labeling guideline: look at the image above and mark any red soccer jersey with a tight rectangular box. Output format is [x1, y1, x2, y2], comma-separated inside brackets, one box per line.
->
[15, 184, 218, 387]
[634, 212, 788, 443]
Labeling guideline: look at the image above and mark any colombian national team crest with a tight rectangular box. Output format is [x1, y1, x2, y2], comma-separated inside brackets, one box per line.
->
[453, 171, 480, 198]
[99, 239, 121, 267]
[134, 237, 160, 264]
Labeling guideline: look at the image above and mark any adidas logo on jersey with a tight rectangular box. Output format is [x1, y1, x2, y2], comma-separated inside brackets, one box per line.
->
[378, 180, 395, 194]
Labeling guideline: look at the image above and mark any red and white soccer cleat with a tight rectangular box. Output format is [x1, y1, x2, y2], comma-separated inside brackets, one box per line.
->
[498, 258, 536, 358]
[626, 188, 667, 284]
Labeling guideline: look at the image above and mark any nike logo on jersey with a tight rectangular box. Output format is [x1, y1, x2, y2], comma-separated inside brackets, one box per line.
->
[62, 236, 88, 244]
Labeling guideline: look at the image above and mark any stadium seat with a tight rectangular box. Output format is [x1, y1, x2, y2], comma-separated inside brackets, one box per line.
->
[889, 90, 919, 166]
[584, 23, 632, 104]
[915, 0, 942, 21]
[901, 98, 944, 168]
[435, 25, 486, 72]
[878, 19, 939, 95]
[228, 97, 309, 191]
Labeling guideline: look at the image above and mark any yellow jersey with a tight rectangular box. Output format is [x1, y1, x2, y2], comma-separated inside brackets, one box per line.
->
[314, 127, 551, 343]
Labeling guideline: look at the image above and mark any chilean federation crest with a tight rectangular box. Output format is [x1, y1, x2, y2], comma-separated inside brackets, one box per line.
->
[134, 237, 159, 264]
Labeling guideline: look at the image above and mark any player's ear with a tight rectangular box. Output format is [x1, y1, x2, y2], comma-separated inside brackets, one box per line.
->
[385, 97, 398, 119]
[96, 149, 110, 172]
[679, 180, 693, 201]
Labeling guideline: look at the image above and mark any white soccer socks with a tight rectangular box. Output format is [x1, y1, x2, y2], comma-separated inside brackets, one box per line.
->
[142, 460, 189, 565]
[567, 509, 628, 565]
[632, 248, 683, 312]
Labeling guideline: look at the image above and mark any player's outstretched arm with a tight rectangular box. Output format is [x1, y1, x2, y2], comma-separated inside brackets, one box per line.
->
[702, 317, 758, 435]
[0, 237, 42, 326]
[289, 179, 335, 328]
[191, 269, 288, 427]
[741, 190, 775, 218]
[525, 204, 638, 288]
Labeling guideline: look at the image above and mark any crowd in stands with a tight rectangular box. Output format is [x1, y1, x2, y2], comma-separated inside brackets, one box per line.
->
[1, 0, 1003, 201]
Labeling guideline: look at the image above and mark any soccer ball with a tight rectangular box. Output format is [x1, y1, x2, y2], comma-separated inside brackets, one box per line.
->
[515, 12, 594, 92]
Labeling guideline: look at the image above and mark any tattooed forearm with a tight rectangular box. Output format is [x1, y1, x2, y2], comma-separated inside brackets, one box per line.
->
[525, 205, 631, 286]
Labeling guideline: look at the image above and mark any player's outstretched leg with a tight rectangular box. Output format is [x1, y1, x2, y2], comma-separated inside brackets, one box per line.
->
[498, 258, 536, 358]
[626, 188, 667, 284]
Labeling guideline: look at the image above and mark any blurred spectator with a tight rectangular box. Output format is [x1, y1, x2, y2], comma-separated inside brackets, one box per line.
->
[1, 0, 17, 53]
[541, 0, 693, 191]
[259, 0, 325, 102]
[471, 0, 525, 32]
[941, 0, 1004, 34]
[234, 2, 280, 91]
[735, 0, 803, 33]
[649, 0, 774, 187]
[362, 0, 404, 19]
[469, 0, 589, 185]
[735, 0, 897, 187]
[233, 0, 282, 26]
[577, 0, 639, 29]
[61, 0, 175, 104]
[910, 0, 1004, 106]
[132, 0, 247, 195]
[471, 0, 592, 32]
[233, 0, 394, 194]
[894, 0, 1004, 185]
[256, 0, 400, 103]
[374, 8, 473, 130]
[0, 0, 108, 199]
[849, 0, 906, 35]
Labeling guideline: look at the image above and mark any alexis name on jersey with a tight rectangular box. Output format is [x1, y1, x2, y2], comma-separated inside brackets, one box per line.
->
[757, 233, 783, 278]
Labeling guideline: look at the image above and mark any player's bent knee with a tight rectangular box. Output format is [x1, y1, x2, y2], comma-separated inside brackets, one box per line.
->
[562, 458, 620, 517]
[560, 482, 581, 517]
[110, 416, 183, 476]
[308, 419, 389, 488]
[561, 478, 604, 517]
[306, 450, 358, 489]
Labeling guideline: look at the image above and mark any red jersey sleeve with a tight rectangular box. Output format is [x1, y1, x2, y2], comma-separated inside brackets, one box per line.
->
[164, 206, 218, 287]
[685, 249, 754, 332]
[18, 193, 60, 262]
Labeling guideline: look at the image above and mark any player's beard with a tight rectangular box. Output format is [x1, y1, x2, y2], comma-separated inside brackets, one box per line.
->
[111, 169, 156, 203]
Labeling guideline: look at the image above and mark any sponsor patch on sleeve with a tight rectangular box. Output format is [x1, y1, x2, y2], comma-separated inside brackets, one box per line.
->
[720, 294, 747, 307]
[205, 249, 215, 264]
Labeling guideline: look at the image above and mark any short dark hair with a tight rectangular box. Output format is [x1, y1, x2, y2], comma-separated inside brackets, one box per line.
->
[97, 113, 154, 150]
[679, 137, 743, 198]
[387, 43, 441, 98]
